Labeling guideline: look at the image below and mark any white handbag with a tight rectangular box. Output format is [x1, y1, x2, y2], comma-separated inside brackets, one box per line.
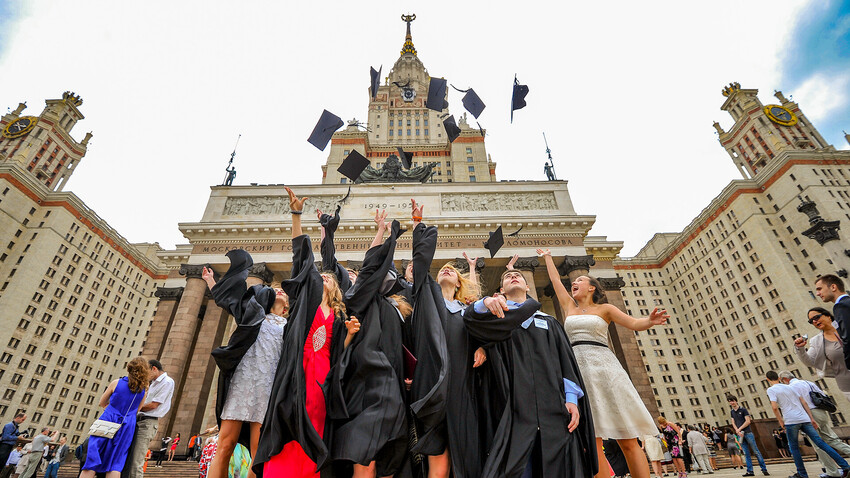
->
[88, 391, 140, 439]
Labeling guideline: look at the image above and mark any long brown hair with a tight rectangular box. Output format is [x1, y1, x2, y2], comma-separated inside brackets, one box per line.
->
[584, 275, 608, 305]
[127, 357, 150, 394]
[321, 273, 346, 316]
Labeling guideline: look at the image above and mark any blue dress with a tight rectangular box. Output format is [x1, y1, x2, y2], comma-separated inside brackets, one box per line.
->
[84, 377, 145, 472]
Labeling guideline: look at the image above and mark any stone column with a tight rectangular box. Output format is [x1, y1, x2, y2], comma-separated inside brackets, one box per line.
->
[599, 276, 660, 418]
[542, 282, 565, 324]
[168, 299, 230, 440]
[141, 287, 183, 360]
[513, 257, 539, 300]
[157, 264, 208, 439]
[558, 255, 596, 284]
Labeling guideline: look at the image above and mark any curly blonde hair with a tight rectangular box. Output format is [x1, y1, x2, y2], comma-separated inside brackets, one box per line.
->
[439, 263, 481, 304]
[127, 357, 150, 394]
[321, 273, 346, 316]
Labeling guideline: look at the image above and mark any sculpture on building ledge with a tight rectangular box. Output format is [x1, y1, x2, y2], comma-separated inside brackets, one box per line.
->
[355, 154, 437, 183]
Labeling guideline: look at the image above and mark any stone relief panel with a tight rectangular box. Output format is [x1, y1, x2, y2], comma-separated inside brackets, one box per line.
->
[440, 192, 557, 212]
[223, 196, 342, 216]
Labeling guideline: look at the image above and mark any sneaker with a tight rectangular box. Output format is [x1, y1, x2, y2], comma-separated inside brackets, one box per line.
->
[764, 471, 770, 476]
[787, 474, 805, 478]
[743, 473, 755, 477]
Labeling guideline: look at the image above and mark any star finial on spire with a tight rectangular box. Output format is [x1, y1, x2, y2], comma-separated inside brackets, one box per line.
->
[400, 13, 417, 56]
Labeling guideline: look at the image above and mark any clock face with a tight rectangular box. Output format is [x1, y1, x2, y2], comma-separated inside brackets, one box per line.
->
[402, 87, 416, 102]
[764, 105, 797, 126]
[3, 116, 38, 139]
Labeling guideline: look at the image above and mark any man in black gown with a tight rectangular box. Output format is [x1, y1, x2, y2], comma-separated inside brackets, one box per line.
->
[464, 270, 597, 478]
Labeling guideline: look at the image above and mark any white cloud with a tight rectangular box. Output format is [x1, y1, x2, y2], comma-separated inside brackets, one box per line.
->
[789, 72, 850, 123]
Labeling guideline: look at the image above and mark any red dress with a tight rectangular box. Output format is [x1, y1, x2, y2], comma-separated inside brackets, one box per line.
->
[265, 307, 334, 477]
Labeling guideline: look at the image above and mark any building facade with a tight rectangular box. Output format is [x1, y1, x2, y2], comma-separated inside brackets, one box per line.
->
[0, 94, 168, 445]
[146, 16, 659, 443]
[616, 84, 850, 427]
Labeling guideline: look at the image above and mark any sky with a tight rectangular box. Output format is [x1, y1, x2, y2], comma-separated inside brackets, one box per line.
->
[1, 0, 848, 256]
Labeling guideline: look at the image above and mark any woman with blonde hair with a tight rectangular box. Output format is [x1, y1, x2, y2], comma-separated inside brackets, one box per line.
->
[405, 199, 488, 478]
[81, 357, 149, 478]
[251, 187, 360, 477]
[657, 417, 686, 478]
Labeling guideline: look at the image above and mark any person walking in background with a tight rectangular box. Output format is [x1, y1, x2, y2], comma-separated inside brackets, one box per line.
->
[20, 428, 58, 478]
[766, 370, 850, 478]
[772, 430, 789, 459]
[658, 417, 686, 478]
[193, 435, 203, 461]
[154, 437, 170, 468]
[187, 433, 197, 462]
[815, 275, 850, 372]
[686, 425, 713, 474]
[16, 443, 31, 478]
[795, 307, 850, 401]
[126, 359, 175, 478]
[43, 436, 68, 478]
[643, 434, 666, 478]
[0, 444, 22, 478]
[80, 357, 149, 478]
[167, 433, 179, 462]
[728, 395, 769, 476]
[781, 370, 850, 478]
[724, 428, 744, 469]
[0, 414, 26, 472]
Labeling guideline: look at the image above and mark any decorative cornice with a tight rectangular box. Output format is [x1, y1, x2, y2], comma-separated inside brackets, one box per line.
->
[543, 279, 568, 298]
[558, 255, 596, 276]
[453, 257, 485, 274]
[802, 220, 841, 246]
[346, 260, 363, 271]
[179, 263, 209, 279]
[248, 262, 274, 284]
[513, 257, 539, 272]
[598, 276, 626, 291]
[154, 287, 184, 301]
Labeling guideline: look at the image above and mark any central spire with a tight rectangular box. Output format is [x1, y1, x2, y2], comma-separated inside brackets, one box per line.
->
[400, 13, 417, 56]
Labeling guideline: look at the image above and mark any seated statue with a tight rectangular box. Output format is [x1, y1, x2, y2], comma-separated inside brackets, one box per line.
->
[355, 154, 437, 183]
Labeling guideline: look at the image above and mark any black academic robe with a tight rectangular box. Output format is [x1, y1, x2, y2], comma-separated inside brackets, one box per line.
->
[407, 223, 449, 455]
[465, 300, 598, 478]
[251, 234, 346, 477]
[320, 207, 352, 294]
[209, 249, 278, 450]
[324, 221, 408, 477]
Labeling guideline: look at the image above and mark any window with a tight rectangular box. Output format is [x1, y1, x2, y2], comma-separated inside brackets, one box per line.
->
[469, 176, 476, 182]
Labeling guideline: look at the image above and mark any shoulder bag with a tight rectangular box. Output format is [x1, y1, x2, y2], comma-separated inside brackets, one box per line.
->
[809, 382, 838, 413]
[88, 389, 141, 439]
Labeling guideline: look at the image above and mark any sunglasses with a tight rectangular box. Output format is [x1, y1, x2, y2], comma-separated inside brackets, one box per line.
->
[808, 313, 826, 324]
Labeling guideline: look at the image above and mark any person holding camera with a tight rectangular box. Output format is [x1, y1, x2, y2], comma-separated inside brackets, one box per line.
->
[0, 413, 26, 470]
[795, 307, 850, 401]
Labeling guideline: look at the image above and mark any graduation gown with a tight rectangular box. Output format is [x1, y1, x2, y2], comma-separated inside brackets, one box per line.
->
[252, 234, 346, 477]
[407, 223, 449, 455]
[320, 207, 352, 293]
[209, 249, 278, 450]
[465, 300, 598, 478]
[324, 221, 408, 477]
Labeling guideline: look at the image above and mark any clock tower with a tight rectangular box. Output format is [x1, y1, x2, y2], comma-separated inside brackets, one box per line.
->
[713, 82, 831, 179]
[0, 91, 92, 191]
[321, 14, 496, 184]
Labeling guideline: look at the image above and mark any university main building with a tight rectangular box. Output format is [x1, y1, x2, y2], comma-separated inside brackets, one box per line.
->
[0, 16, 848, 451]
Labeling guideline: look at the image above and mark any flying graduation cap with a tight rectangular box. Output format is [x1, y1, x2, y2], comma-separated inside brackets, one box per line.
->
[451, 85, 486, 119]
[370, 66, 382, 100]
[338, 150, 370, 182]
[443, 115, 461, 143]
[396, 147, 414, 169]
[483, 226, 504, 258]
[425, 77, 448, 112]
[307, 110, 344, 150]
[511, 75, 529, 123]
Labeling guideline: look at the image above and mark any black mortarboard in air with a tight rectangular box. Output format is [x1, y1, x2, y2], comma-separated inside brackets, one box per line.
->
[425, 77, 448, 112]
[484, 226, 504, 258]
[338, 150, 370, 182]
[511, 75, 529, 123]
[396, 147, 413, 169]
[443, 115, 461, 143]
[370, 66, 382, 100]
[307, 110, 344, 150]
[462, 89, 486, 119]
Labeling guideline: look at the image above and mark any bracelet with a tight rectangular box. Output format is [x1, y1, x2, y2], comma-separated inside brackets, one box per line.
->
[412, 215, 423, 221]
[290, 210, 303, 215]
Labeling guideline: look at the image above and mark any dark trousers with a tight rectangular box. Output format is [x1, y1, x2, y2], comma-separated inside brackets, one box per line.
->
[155, 450, 166, 466]
[521, 433, 543, 478]
[0, 464, 16, 478]
[0, 444, 13, 474]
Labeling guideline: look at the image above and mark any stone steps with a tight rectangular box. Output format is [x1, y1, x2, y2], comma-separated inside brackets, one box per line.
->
[57, 460, 201, 478]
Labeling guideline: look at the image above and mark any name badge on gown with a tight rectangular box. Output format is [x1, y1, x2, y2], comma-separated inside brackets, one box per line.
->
[534, 318, 548, 330]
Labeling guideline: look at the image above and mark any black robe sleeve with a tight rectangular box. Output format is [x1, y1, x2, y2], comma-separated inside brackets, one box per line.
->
[320, 207, 352, 293]
[407, 223, 450, 455]
[209, 249, 277, 450]
[834, 298, 850, 370]
[463, 297, 542, 342]
[253, 234, 327, 476]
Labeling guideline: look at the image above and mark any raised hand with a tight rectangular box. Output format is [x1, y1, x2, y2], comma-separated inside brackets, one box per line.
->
[201, 267, 216, 290]
[285, 186, 308, 212]
[463, 252, 478, 268]
[506, 253, 520, 270]
[316, 209, 323, 221]
[472, 347, 487, 368]
[483, 295, 509, 318]
[411, 198, 424, 222]
[794, 336, 808, 348]
[374, 209, 388, 229]
[536, 248, 551, 257]
[648, 307, 670, 326]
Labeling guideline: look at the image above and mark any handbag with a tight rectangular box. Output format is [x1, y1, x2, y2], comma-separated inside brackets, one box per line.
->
[88, 390, 140, 439]
[809, 383, 838, 413]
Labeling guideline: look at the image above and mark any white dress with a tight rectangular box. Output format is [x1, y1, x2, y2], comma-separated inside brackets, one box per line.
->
[220, 313, 286, 423]
[564, 314, 657, 439]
